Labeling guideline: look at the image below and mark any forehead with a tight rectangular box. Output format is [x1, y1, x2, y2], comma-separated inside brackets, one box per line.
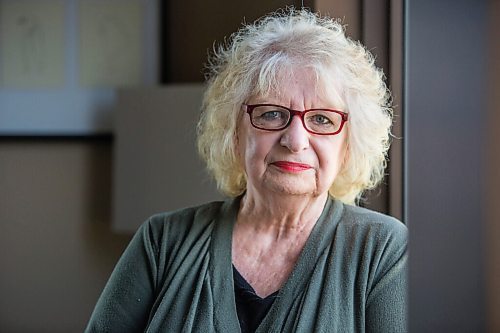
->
[249, 67, 346, 110]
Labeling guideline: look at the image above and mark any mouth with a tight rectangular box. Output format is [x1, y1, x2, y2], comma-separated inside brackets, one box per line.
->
[271, 161, 313, 173]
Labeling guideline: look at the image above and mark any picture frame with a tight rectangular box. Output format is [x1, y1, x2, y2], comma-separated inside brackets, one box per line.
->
[0, 0, 159, 136]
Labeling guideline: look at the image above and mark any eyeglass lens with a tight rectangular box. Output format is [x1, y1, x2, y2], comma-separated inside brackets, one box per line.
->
[250, 105, 344, 134]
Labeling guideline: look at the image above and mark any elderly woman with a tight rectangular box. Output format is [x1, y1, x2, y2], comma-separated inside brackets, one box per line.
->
[86, 8, 407, 333]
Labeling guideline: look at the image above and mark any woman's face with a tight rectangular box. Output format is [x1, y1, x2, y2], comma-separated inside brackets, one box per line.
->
[237, 71, 348, 199]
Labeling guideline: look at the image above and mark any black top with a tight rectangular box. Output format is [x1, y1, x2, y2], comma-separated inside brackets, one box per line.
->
[233, 266, 279, 333]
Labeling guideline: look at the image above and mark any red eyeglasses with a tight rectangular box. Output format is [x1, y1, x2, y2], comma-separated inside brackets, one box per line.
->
[244, 104, 348, 135]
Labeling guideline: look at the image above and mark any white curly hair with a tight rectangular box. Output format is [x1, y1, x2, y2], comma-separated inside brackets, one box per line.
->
[197, 7, 392, 204]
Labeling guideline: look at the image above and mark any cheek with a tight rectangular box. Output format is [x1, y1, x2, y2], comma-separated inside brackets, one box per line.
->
[241, 132, 280, 173]
[318, 139, 348, 175]
[238, 127, 262, 166]
[244, 136, 266, 165]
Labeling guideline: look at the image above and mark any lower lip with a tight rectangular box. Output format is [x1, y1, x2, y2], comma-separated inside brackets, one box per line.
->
[272, 161, 313, 172]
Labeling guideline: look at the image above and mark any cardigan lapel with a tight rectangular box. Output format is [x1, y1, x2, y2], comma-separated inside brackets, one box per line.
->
[256, 197, 344, 332]
[209, 196, 242, 332]
[209, 196, 344, 332]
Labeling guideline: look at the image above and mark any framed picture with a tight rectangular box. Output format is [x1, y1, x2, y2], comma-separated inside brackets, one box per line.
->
[0, 0, 158, 135]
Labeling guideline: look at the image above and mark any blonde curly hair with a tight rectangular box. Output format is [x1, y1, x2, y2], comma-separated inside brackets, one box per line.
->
[197, 8, 392, 204]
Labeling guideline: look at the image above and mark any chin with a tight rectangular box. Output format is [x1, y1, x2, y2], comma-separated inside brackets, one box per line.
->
[264, 177, 318, 196]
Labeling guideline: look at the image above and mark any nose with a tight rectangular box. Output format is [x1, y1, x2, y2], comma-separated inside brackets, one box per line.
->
[279, 114, 310, 152]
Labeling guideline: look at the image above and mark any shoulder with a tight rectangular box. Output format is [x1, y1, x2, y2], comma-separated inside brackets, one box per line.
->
[340, 203, 407, 245]
[136, 200, 226, 251]
[147, 200, 225, 229]
[334, 203, 408, 279]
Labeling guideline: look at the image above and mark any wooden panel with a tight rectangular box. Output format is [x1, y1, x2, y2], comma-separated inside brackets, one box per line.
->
[388, 0, 404, 220]
[314, 0, 360, 40]
[163, 0, 302, 82]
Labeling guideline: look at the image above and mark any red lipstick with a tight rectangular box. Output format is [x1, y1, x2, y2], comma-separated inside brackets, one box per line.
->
[272, 161, 313, 172]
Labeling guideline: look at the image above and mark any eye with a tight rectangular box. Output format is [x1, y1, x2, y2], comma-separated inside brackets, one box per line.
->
[310, 114, 334, 125]
[260, 110, 285, 120]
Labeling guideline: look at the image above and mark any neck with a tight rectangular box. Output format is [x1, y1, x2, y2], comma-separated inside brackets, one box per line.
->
[237, 190, 328, 238]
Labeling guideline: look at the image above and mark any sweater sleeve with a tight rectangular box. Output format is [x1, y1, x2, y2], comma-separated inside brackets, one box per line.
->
[85, 219, 159, 333]
[365, 221, 408, 333]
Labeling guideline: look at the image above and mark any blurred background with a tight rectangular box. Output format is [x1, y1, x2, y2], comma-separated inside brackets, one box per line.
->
[0, 0, 498, 331]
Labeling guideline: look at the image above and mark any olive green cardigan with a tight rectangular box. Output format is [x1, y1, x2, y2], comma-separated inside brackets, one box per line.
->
[86, 196, 407, 332]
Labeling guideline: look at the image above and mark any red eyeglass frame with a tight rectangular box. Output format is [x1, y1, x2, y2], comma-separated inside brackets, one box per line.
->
[243, 103, 349, 136]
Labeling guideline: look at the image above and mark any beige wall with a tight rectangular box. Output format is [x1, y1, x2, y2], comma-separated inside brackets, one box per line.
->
[0, 141, 130, 332]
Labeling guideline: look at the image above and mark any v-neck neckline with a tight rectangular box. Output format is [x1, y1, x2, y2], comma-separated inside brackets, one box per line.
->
[209, 195, 344, 332]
